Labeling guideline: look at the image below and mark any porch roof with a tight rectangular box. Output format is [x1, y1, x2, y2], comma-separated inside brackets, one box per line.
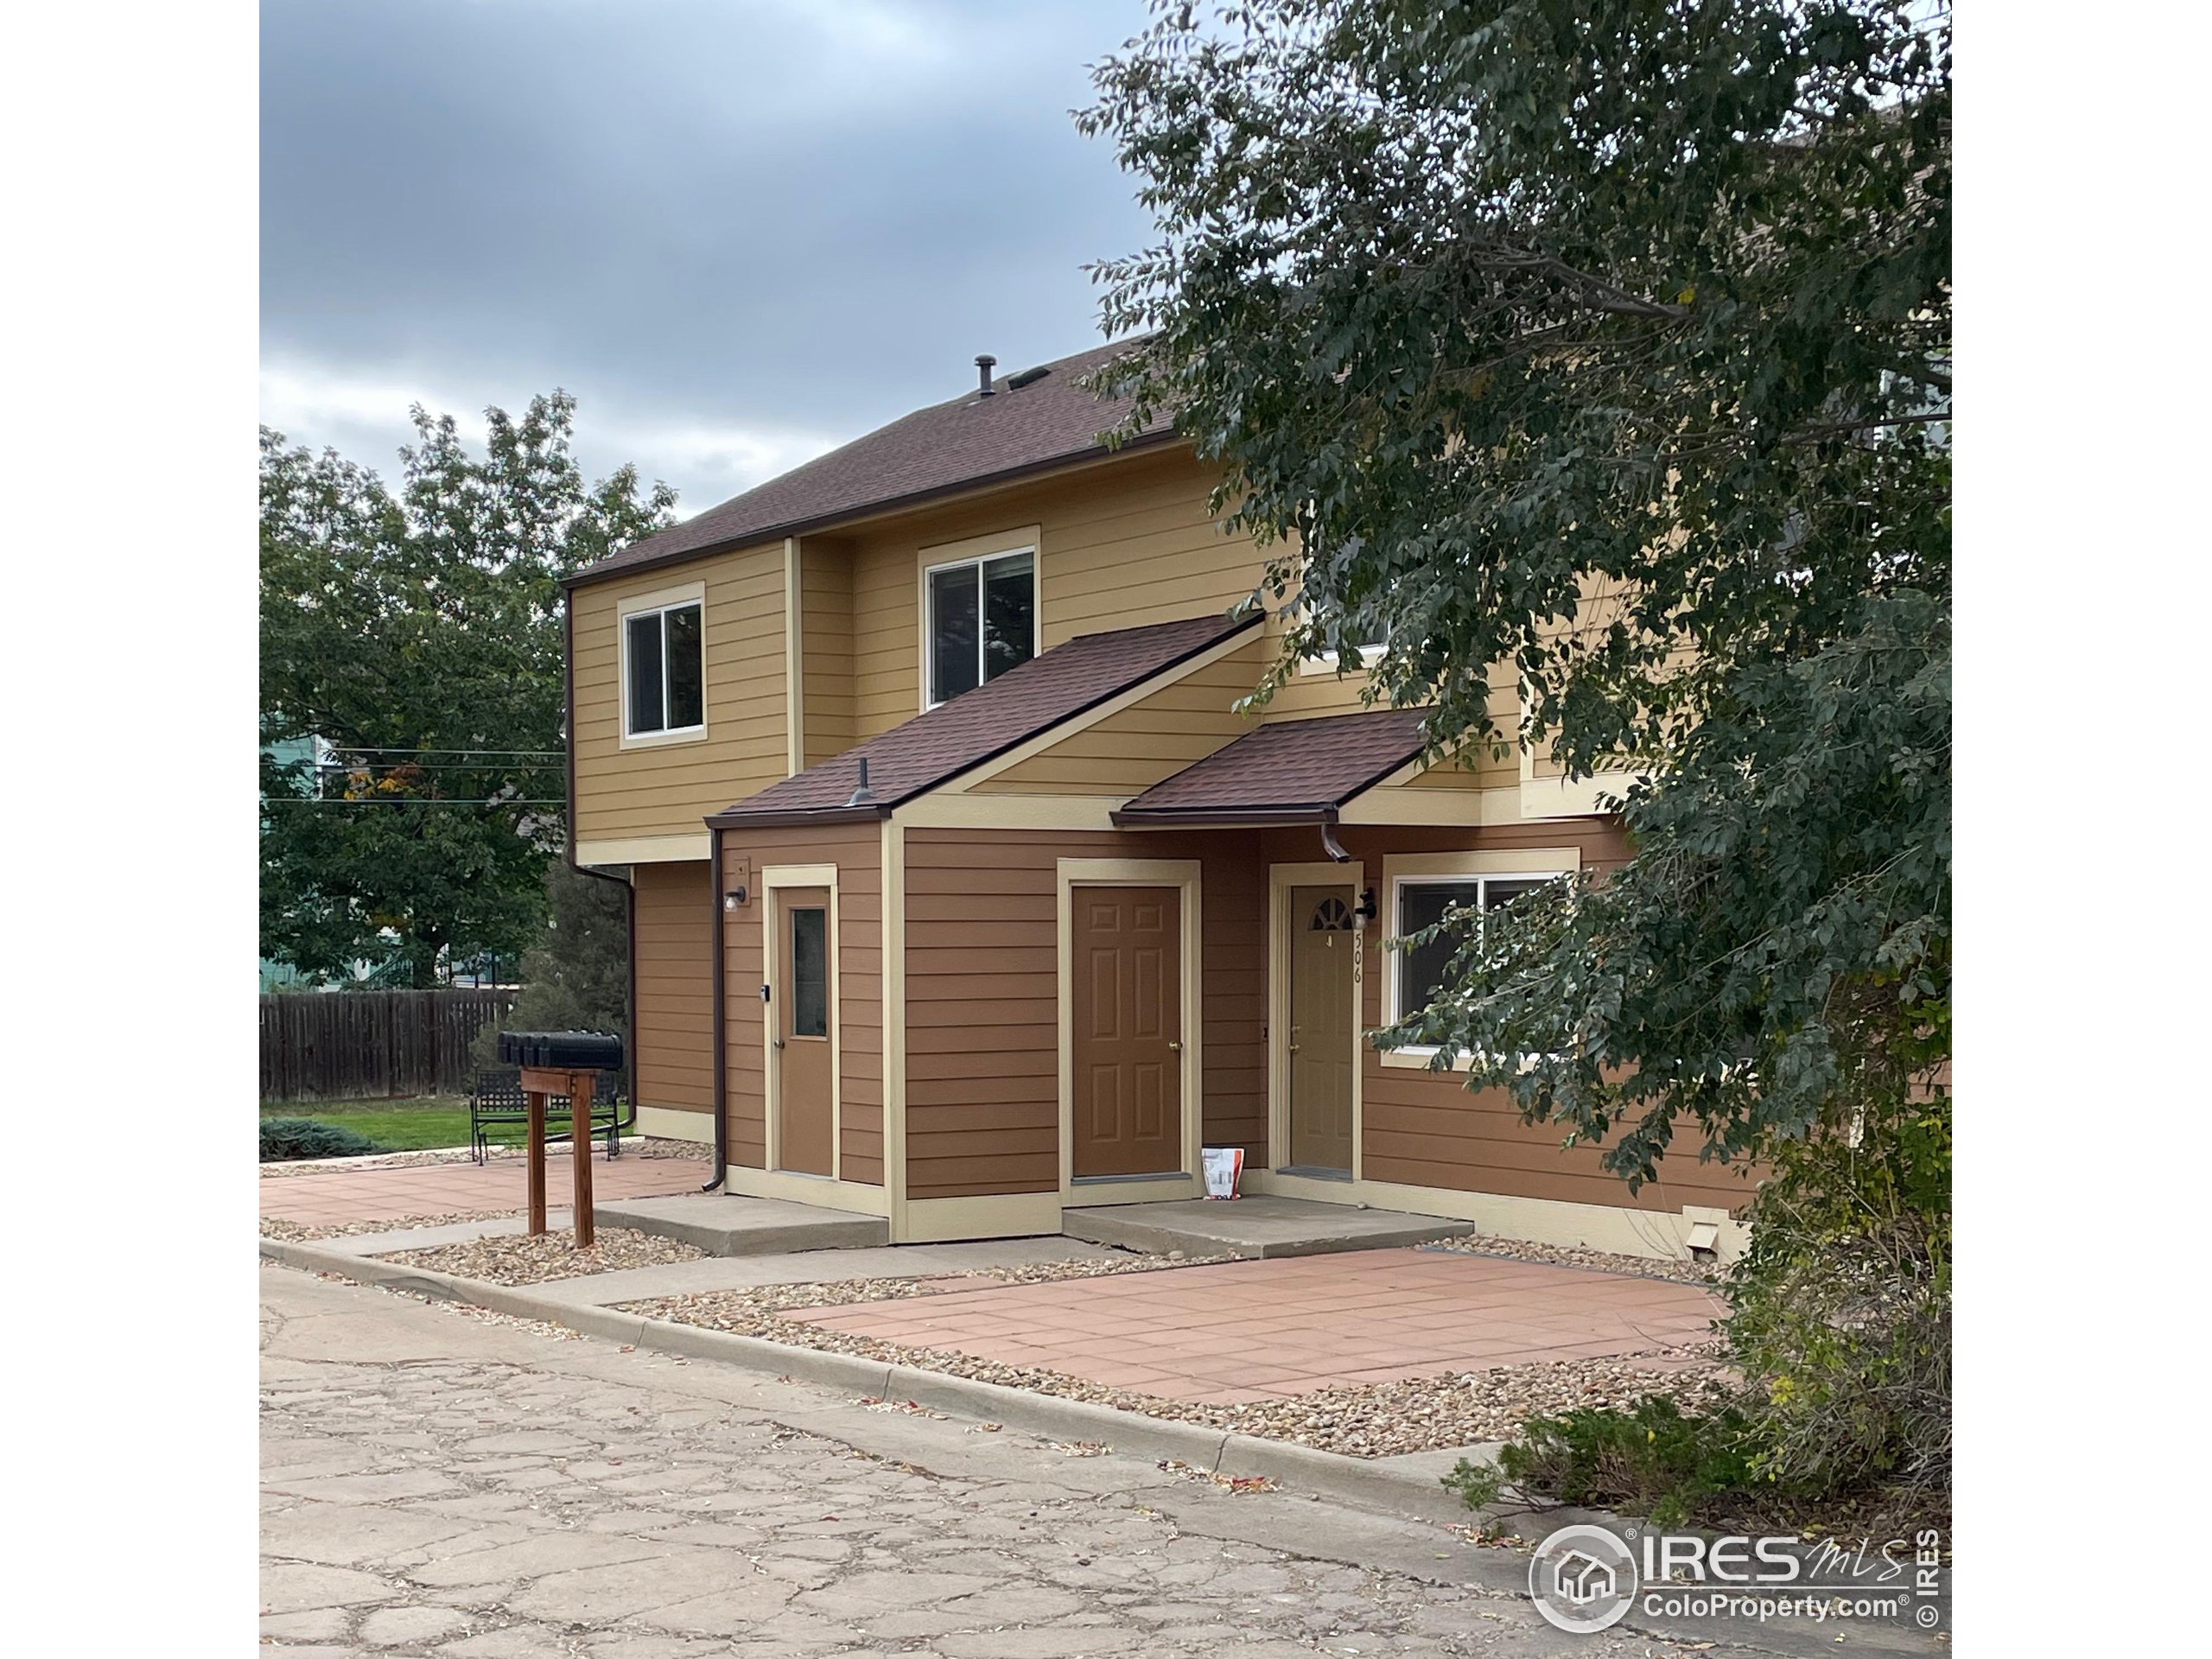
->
[1109, 707, 1431, 827]
[708, 607, 1262, 826]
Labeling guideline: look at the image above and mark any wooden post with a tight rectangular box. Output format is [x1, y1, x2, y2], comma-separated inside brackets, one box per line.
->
[524, 1087, 548, 1236]
[569, 1071, 596, 1249]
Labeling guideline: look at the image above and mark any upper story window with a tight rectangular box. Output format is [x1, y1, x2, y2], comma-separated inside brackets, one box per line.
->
[1391, 872, 1561, 1020]
[926, 549, 1034, 705]
[623, 599, 705, 739]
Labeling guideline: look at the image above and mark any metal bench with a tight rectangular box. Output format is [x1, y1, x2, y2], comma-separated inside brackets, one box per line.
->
[467, 1066, 632, 1165]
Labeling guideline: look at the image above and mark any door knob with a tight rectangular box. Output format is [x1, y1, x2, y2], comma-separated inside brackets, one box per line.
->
[772, 1037, 786, 1050]
[1167, 1039, 1183, 1052]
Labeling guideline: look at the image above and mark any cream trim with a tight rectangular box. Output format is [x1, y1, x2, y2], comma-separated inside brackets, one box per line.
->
[918, 524, 1043, 712]
[1056, 858, 1205, 1194]
[1378, 847, 1582, 1051]
[1338, 785, 1523, 826]
[880, 818, 909, 1241]
[761, 863, 841, 1180]
[715, 1161, 893, 1217]
[1266, 861, 1366, 1180]
[944, 622, 1261, 794]
[575, 832, 710, 866]
[1520, 771, 1638, 819]
[632, 1104, 712, 1142]
[899, 1191, 1065, 1243]
[893, 793, 1124, 830]
[783, 537, 804, 777]
[615, 579, 710, 751]
[1238, 1169, 1749, 1263]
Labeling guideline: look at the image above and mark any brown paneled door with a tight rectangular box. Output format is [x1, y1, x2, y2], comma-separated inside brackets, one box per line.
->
[774, 887, 835, 1177]
[1287, 886, 1357, 1174]
[1071, 886, 1183, 1179]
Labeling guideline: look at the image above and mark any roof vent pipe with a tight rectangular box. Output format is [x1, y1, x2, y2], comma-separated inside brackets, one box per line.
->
[845, 755, 877, 808]
[975, 353, 997, 396]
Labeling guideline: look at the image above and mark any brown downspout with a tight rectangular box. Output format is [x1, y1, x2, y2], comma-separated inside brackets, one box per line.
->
[705, 827, 727, 1190]
[561, 593, 646, 1168]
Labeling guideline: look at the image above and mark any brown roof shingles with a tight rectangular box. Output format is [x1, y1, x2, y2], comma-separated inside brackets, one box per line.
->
[710, 608, 1261, 824]
[1109, 707, 1432, 824]
[572, 339, 1173, 588]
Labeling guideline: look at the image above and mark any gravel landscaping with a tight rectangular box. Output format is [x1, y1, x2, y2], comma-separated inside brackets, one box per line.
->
[259, 1210, 524, 1243]
[375, 1226, 707, 1284]
[1425, 1231, 1726, 1286]
[257, 1135, 715, 1179]
[617, 1266, 1732, 1459]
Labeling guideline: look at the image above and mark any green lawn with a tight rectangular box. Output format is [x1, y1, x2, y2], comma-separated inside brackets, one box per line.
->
[259, 1096, 637, 1154]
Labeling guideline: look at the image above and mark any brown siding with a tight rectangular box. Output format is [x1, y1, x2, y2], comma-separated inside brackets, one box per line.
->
[901, 828, 1268, 1200]
[716, 821, 884, 1183]
[631, 861, 713, 1116]
[1264, 821, 1758, 1216]
[571, 543, 789, 843]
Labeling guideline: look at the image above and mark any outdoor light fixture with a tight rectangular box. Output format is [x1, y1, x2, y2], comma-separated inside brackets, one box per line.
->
[723, 884, 748, 911]
[1356, 887, 1378, 922]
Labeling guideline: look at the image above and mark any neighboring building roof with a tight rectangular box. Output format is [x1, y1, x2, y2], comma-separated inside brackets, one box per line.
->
[572, 338, 1174, 588]
[709, 608, 1261, 825]
[1109, 707, 1432, 826]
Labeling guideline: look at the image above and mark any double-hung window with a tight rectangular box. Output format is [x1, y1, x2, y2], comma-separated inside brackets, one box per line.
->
[925, 548, 1035, 705]
[1391, 873, 1561, 1021]
[623, 600, 705, 739]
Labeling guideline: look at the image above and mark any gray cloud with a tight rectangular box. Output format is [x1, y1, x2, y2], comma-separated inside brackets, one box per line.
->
[262, 0, 1159, 508]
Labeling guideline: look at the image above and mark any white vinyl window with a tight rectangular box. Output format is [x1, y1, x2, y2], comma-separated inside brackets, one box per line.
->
[1389, 872, 1564, 1021]
[925, 549, 1035, 705]
[622, 600, 705, 738]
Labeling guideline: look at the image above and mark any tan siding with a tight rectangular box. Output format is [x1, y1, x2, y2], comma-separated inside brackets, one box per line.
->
[715, 821, 883, 1183]
[632, 861, 713, 1116]
[1257, 821, 1757, 1215]
[799, 537, 855, 767]
[974, 640, 1268, 796]
[572, 543, 790, 842]
[900, 827, 1268, 1199]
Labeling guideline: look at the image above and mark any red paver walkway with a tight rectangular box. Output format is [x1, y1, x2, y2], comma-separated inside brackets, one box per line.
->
[785, 1249, 1723, 1404]
[259, 1153, 713, 1225]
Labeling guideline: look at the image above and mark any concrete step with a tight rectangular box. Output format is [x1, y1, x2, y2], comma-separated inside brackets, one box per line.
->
[1062, 1194, 1475, 1260]
[594, 1192, 888, 1257]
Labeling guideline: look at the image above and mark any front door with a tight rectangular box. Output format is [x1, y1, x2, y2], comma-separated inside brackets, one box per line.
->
[1070, 886, 1183, 1179]
[1287, 885, 1357, 1174]
[773, 887, 834, 1176]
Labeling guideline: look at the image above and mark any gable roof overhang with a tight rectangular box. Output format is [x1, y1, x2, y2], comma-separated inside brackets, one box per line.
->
[569, 338, 1180, 593]
[1108, 707, 1433, 830]
[707, 608, 1264, 830]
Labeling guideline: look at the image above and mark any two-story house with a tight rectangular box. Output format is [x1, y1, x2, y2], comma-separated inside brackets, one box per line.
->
[564, 340, 1747, 1256]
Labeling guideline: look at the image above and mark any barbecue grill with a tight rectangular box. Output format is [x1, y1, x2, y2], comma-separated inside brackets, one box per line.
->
[499, 1030, 625, 1247]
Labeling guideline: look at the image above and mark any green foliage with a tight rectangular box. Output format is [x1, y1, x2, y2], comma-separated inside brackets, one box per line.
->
[259, 1116, 385, 1162]
[1081, 0, 1950, 1180]
[1725, 1093, 1951, 1497]
[470, 861, 633, 1095]
[260, 393, 675, 988]
[1452, 1397, 1761, 1531]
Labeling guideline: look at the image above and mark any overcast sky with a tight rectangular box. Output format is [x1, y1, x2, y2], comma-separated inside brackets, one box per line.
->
[261, 0, 1160, 513]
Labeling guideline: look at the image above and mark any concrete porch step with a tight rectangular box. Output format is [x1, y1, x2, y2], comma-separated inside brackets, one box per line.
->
[1062, 1194, 1476, 1260]
[594, 1192, 889, 1256]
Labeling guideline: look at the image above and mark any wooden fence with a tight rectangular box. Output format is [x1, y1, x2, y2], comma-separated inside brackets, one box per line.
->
[259, 989, 520, 1103]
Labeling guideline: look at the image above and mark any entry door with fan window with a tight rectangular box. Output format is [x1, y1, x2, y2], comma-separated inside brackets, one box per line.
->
[1287, 886, 1357, 1175]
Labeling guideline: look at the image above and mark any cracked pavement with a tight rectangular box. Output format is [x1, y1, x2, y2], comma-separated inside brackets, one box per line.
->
[260, 1263, 1865, 1657]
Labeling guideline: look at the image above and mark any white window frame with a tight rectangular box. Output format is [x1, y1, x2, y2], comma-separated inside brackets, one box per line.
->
[1295, 639, 1385, 677]
[1378, 848, 1580, 1069]
[918, 528, 1039, 709]
[618, 582, 708, 748]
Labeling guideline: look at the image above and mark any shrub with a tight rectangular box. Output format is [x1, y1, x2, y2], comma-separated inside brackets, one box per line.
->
[1446, 1398, 1760, 1529]
[260, 1116, 384, 1162]
[1722, 1095, 1952, 1501]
